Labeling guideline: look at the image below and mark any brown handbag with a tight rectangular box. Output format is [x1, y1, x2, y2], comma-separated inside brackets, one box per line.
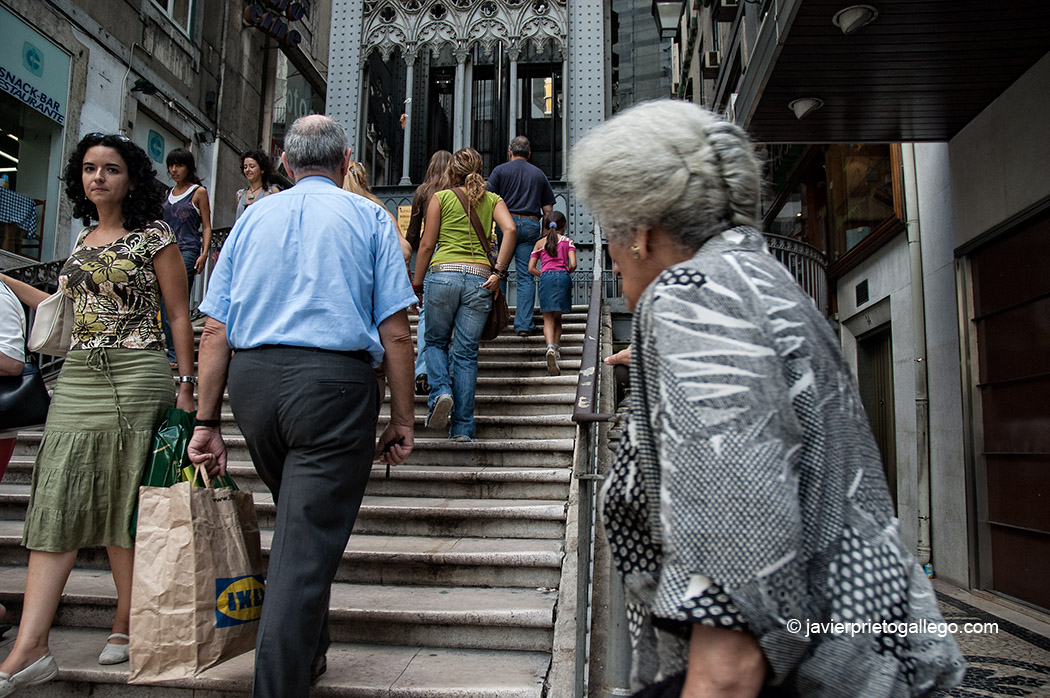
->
[451, 188, 510, 341]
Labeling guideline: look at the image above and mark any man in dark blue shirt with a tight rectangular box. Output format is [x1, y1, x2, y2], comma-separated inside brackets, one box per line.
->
[487, 136, 556, 336]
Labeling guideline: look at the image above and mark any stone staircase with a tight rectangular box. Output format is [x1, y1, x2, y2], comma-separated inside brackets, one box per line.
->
[0, 307, 589, 696]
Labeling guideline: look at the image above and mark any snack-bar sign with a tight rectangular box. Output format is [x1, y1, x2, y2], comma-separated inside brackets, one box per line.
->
[244, 0, 308, 47]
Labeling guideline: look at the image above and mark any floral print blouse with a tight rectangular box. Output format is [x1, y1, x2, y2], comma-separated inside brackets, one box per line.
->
[59, 223, 175, 351]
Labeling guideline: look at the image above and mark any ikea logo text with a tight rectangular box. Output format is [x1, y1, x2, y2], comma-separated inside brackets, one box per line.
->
[215, 575, 265, 627]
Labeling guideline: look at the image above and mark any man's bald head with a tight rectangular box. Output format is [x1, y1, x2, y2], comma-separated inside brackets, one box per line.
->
[283, 115, 349, 179]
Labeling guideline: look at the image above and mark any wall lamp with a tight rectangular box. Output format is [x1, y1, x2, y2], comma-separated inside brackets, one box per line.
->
[651, 0, 685, 39]
[131, 78, 158, 95]
[832, 5, 878, 34]
[788, 97, 824, 120]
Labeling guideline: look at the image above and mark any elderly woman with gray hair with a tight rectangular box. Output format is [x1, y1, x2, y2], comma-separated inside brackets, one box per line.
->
[571, 100, 964, 698]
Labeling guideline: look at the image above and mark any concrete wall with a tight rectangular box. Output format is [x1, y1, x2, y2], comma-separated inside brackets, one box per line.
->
[950, 51, 1050, 247]
[837, 235, 919, 552]
[914, 142, 968, 587]
[836, 143, 971, 588]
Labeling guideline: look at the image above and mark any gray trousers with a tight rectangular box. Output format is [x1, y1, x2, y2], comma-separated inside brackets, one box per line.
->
[228, 345, 378, 698]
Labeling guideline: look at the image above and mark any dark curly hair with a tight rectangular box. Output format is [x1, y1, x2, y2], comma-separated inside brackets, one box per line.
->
[63, 133, 166, 231]
[242, 149, 280, 191]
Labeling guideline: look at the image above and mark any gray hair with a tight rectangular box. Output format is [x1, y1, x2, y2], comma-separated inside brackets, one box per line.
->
[283, 115, 348, 174]
[509, 136, 531, 158]
[569, 100, 761, 250]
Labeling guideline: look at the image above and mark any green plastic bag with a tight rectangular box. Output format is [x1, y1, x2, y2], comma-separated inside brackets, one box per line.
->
[132, 409, 239, 537]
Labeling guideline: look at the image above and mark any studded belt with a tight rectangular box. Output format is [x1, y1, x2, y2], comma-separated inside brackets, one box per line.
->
[429, 263, 492, 278]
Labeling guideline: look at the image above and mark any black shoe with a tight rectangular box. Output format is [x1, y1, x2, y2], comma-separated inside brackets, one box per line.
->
[310, 654, 327, 685]
[516, 331, 531, 338]
[414, 373, 430, 396]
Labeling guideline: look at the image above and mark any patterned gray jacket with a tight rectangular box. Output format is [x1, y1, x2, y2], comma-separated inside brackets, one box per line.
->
[600, 227, 965, 696]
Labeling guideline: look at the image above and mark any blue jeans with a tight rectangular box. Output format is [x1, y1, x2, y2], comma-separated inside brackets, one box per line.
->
[422, 271, 492, 439]
[161, 247, 198, 362]
[414, 306, 427, 379]
[509, 216, 541, 333]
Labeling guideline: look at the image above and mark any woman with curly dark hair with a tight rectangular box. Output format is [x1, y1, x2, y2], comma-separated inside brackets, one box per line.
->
[0, 133, 196, 692]
[235, 149, 281, 220]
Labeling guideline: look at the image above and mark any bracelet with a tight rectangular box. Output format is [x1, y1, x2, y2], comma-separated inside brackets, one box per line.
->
[194, 417, 221, 427]
[495, 261, 508, 271]
[496, 269, 508, 279]
[177, 375, 197, 384]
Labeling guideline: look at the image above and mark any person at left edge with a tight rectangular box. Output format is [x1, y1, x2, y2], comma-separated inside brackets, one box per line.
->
[187, 114, 416, 698]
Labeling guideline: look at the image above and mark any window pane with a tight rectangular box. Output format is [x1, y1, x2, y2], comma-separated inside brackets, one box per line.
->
[825, 144, 894, 252]
[173, 0, 191, 32]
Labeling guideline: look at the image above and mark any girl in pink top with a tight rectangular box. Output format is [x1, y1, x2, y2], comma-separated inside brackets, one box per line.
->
[529, 211, 576, 375]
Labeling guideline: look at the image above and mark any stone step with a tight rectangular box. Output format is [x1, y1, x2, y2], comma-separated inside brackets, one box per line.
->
[2, 626, 549, 697]
[0, 519, 563, 589]
[378, 414, 577, 441]
[0, 485, 568, 540]
[11, 432, 574, 468]
[0, 566, 558, 652]
[2, 458, 572, 503]
[409, 392, 576, 417]
[3, 413, 578, 449]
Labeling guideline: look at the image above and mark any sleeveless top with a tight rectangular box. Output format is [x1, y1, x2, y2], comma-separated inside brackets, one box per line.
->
[59, 223, 176, 351]
[235, 184, 280, 221]
[162, 184, 203, 255]
[430, 189, 501, 267]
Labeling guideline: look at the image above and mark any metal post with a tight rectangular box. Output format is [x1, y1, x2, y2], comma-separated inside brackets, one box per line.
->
[453, 51, 467, 152]
[508, 52, 519, 139]
[603, 572, 633, 697]
[399, 52, 415, 185]
[562, 58, 569, 178]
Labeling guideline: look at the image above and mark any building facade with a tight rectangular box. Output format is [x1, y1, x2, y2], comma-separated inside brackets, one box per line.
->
[326, 0, 612, 284]
[0, 0, 331, 268]
[666, 0, 1050, 612]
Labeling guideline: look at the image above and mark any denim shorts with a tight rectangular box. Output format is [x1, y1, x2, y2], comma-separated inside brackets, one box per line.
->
[538, 270, 571, 313]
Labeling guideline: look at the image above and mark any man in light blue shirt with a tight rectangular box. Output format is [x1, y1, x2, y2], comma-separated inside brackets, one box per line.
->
[188, 115, 415, 698]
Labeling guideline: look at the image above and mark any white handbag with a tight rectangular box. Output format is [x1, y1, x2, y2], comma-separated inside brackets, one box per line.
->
[28, 291, 74, 357]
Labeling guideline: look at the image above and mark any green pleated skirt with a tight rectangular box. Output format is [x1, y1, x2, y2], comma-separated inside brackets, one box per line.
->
[23, 348, 174, 552]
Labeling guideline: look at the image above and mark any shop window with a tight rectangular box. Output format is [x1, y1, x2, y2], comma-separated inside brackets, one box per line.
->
[152, 0, 195, 37]
[825, 144, 896, 255]
[764, 143, 904, 275]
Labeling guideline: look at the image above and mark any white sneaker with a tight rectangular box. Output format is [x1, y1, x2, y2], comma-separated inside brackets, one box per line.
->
[546, 347, 560, 376]
[425, 394, 453, 430]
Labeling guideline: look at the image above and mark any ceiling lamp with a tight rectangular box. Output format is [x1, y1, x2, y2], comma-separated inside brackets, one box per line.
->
[651, 0, 685, 40]
[832, 5, 878, 34]
[788, 97, 824, 120]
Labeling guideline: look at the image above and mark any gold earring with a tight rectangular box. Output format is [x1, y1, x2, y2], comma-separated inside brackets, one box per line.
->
[630, 244, 641, 259]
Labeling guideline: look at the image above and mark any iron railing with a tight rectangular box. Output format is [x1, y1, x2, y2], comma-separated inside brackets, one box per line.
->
[763, 233, 828, 316]
[570, 225, 615, 696]
[6, 259, 68, 378]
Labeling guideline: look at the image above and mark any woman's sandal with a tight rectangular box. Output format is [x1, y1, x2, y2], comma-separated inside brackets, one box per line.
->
[98, 633, 130, 665]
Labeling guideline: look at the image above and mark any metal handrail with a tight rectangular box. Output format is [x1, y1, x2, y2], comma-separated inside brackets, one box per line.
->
[572, 228, 615, 425]
[763, 232, 828, 316]
[570, 224, 614, 697]
[6, 259, 68, 378]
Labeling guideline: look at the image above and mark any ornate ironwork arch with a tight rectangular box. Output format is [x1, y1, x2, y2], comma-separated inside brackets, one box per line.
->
[363, 0, 567, 64]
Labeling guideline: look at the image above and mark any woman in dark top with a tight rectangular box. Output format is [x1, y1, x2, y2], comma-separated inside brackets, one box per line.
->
[405, 150, 452, 394]
[160, 148, 212, 364]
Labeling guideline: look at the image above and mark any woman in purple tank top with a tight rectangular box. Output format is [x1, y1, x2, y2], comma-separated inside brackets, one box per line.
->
[160, 148, 212, 364]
